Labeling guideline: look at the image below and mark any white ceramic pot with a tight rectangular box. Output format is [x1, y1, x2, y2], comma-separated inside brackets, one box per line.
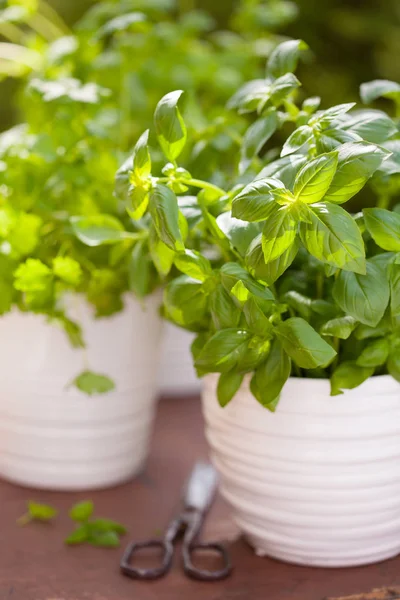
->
[158, 323, 200, 396]
[202, 374, 400, 567]
[0, 294, 162, 491]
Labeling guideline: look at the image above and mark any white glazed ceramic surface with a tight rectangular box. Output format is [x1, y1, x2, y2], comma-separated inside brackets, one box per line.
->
[202, 374, 400, 567]
[158, 323, 200, 396]
[0, 295, 162, 490]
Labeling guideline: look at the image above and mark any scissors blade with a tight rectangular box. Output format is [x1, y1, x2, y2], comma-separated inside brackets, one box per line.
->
[183, 461, 218, 513]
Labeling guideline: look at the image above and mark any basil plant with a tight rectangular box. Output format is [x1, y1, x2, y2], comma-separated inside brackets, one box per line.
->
[0, 0, 295, 394]
[115, 40, 400, 409]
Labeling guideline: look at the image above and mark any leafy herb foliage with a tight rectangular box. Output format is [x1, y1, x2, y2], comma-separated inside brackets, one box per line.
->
[116, 38, 400, 408]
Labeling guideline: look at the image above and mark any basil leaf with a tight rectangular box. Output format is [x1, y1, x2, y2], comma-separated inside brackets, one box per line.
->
[149, 227, 175, 277]
[90, 519, 127, 535]
[88, 529, 120, 548]
[216, 212, 260, 256]
[363, 208, 400, 252]
[390, 263, 400, 317]
[266, 39, 308, 78]
[315, 129, 362, 153]
[149, 184, 183, 251]
[313, 103, 356, 127]
[275, 317, 336, 368]
[70, 215, 127, 246]
[281, 125, 313, 157]
[243, 296, 273, 335]
[251, 339, 291, 409]
[356, 338, 389, 367]
[210, 286, 241, 329]
[28, 502, 58, 522]
[220, 262, 275, 302]
[246, 234, 298, 284]
[128, 185, 149, 220]
[299, 202, 366, 274]
[293, 152, 338, 203]
[256, 154, 307, 189]
[52, 257, 82, 286]
[227, 79, 270, 113]
[262, 202, 298, 263]
[231, 177, 284, 222]
[174, 249, 212, 282]
[164, 275, 207, 329]
[132, 129, 151, 178]
[268, 73, 301, 106]
[360, 80, 400, 105]
[129, 240, 152, 298]
[71, 371, 115, 396]
[330, 361, 374, 396]
[342, 109, 397, 144]
[195, 329, 252, 374]
[320, 316, 358, 339]
[323, 142, 388, 204]
[387, 352, 400, 382]
[332, 261, 390, 327]
[69, 501, 94, 523]
[65, 525, 89, 545]
[217, 371, 244, 407]
[240, 109, 278, 174]
[154, 90, 186, 161]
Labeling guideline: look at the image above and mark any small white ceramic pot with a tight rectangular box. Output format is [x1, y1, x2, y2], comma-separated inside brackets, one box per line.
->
[0, 294, 162, 491]
[202, 374, 400, 567]
[158, 323, 200, 396]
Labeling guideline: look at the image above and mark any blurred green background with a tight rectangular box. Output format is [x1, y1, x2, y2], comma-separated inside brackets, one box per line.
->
[1, 0, 400, 130]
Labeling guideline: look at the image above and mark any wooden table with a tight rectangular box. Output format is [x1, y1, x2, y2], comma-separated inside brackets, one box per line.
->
[1, 396, 399, 600]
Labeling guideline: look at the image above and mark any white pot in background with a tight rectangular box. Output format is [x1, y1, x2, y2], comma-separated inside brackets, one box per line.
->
[202, 374, 400, 567]
[158, 323, 200, 396]
[0, 294, 162, 491]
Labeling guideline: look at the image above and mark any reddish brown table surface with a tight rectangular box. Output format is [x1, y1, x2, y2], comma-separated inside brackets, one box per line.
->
[1, 396, 399, 600]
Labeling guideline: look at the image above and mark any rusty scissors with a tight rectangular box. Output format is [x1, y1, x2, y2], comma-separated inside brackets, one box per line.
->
[120, 462, 232, 581]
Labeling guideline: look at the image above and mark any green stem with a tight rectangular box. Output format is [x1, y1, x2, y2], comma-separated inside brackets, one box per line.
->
[316, 272, 324, 299]
[17, 513, 32, 526]
[377, 194, 391, 209]
[156, 177, 226, 198]
[0, 23, 25, 44]
[29, 13, 65, 41]
[38, 0, 71, 35]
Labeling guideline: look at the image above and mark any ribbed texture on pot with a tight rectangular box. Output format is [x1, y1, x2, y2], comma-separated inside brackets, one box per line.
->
[202, 375, 400, 567]
[0, 294, 162, 490]
[158, 323, 200, 395]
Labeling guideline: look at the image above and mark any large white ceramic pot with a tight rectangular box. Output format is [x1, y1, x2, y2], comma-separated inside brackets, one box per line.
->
[0, 294, 162, 491]
[158, 323, 200, 396]
[202, 374, 400, 567]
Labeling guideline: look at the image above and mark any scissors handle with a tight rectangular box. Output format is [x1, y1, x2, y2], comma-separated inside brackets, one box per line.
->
[182, 541, 232, 581]
[120, 539, 173, 580]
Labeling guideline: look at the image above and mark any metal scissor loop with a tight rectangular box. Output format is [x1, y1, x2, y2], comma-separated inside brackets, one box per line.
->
[120, 463, 232, 582]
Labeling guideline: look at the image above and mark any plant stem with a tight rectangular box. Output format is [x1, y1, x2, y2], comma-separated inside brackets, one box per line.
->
[156, 177, 226, 198]
[377, 194, 391, 209]
[38, 0, 71, 35]
[17, 513, 31, 526]
[0, 23, 25, 44]
[316, 272, 324, 299]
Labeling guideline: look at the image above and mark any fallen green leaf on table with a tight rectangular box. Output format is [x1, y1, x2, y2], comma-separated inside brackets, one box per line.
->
[17, 501, 58, 526]
[65, 500, 127, 548]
